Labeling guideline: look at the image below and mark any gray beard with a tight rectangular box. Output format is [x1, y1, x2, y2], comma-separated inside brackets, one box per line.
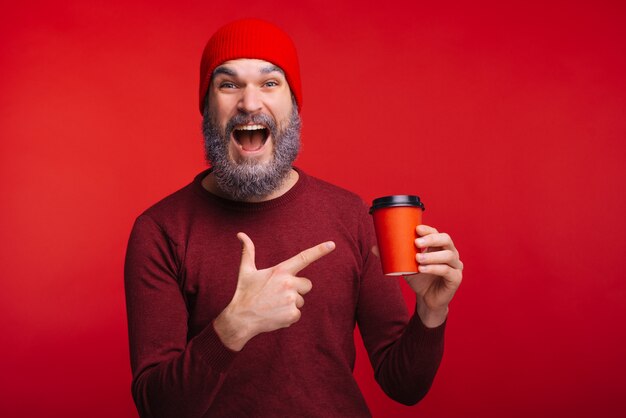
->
[202, 101, 301, 201]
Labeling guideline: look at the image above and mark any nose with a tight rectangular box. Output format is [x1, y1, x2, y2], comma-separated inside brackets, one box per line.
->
[237, 86, 262, 114]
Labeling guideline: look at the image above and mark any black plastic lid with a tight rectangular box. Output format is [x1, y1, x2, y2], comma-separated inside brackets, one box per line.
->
[369, 195, 425, 214]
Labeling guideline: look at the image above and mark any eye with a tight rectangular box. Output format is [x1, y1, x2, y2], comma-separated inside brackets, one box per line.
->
[219, 81, 237, 89]
[264, 80, 279, 87]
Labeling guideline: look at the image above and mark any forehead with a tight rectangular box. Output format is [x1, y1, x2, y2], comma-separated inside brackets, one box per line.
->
[212, 58, 285, 78]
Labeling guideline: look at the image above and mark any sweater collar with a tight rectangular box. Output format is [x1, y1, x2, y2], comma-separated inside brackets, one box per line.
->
[193, 166, 308, 212]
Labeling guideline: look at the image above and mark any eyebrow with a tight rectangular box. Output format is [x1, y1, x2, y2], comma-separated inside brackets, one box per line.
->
[212, 64, 285, 78]
[212, 66, 237, 77]
[260, 65, 284, 75]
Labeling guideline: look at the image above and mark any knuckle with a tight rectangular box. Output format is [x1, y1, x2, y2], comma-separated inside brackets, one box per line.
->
[289, 308, 301, 323]
[284, 293, 297, 304]
[282, 278, 294, 291]
[439, 265, 452, 276]
[449, 270, 462, 287]
[298, 252, 310, 266]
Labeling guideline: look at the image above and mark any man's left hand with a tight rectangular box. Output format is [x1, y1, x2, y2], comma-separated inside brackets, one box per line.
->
[405, 224, 464, 328]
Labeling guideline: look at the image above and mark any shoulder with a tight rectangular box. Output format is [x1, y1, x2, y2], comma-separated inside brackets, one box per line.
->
[296, 170, 372, 233]
[301, 170, 368, 211]
[136, 170, 210, 228]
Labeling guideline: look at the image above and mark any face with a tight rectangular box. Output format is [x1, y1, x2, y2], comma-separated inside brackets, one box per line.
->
[202, 58, 301, 201]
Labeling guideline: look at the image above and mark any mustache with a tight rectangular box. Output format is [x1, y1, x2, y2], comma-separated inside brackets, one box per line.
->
[225, 113, 277, 137]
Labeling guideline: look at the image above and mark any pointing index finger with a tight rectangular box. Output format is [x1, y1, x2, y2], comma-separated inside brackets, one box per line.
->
[278, 241, 336, 274]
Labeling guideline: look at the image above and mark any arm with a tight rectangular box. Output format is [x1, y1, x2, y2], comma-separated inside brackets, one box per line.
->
[125, 220, 335, 417]
[356, 212, 462, 405]
[124, 215, 236, 418]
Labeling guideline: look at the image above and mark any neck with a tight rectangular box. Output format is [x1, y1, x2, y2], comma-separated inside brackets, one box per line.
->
[201, 168, 299, 202]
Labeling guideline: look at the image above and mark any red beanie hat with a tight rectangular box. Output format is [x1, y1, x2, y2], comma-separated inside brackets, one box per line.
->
[199, 19, 302, 115]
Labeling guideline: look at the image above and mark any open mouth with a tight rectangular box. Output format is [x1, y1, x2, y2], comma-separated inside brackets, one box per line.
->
[232, 124, 270, 152]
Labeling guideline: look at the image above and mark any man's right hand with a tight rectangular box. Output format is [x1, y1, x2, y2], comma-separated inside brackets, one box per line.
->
[213, 232, 335, 351]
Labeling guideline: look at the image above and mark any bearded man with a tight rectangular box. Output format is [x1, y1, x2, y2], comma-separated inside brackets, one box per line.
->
[125, 18, 463, 418]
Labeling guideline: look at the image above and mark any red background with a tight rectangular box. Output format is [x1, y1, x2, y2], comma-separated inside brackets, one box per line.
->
[2, 1, 625, 417]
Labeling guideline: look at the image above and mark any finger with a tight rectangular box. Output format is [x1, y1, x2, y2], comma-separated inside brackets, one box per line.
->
[418, 264, 463, 287]
[237, 232, 257, 273]
[294, 277, 313, 295]
[278, 241, 336, 274]
[417, 249, 463, 270]
[287, 307, 302, 326]
[415, 232, 457, 252]
[295, 294, 305, 309]
[417, 224, 438, 236]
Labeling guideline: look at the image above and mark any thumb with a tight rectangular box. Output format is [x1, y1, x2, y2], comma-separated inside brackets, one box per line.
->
[237, 232, 257, 273]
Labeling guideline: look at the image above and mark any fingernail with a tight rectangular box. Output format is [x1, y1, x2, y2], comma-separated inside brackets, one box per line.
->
[417, 253, 425, 262]
[416, 238, 426, 247]
[325, 241, 336, 250]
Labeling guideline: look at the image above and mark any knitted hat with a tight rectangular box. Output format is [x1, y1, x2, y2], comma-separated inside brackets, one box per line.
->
[199, 19, 302, 115]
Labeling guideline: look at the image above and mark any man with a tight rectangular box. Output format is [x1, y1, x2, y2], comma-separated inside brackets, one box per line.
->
[125, 18, 463, 418]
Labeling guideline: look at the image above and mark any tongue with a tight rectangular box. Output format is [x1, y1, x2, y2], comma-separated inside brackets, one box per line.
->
[239, 130, 265, 151]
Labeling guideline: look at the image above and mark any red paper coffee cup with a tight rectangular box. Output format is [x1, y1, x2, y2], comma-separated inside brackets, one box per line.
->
[369, 195, 425, 276]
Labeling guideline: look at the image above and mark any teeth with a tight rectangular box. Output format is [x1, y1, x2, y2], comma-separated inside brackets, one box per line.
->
[235, 124, 265, 131]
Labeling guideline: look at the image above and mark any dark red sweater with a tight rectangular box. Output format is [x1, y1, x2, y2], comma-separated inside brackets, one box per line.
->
[124, 168, 445, 418]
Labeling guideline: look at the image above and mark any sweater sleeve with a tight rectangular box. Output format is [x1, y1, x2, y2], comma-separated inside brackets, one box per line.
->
[355, 205, 446, 405]
[124, 214, 237, 418]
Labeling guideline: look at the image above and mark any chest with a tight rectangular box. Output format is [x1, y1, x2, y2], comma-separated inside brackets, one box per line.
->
[177, 209, 363, 337]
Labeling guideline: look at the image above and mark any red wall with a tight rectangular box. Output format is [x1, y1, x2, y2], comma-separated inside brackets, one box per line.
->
[2, 1, 625, 417]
